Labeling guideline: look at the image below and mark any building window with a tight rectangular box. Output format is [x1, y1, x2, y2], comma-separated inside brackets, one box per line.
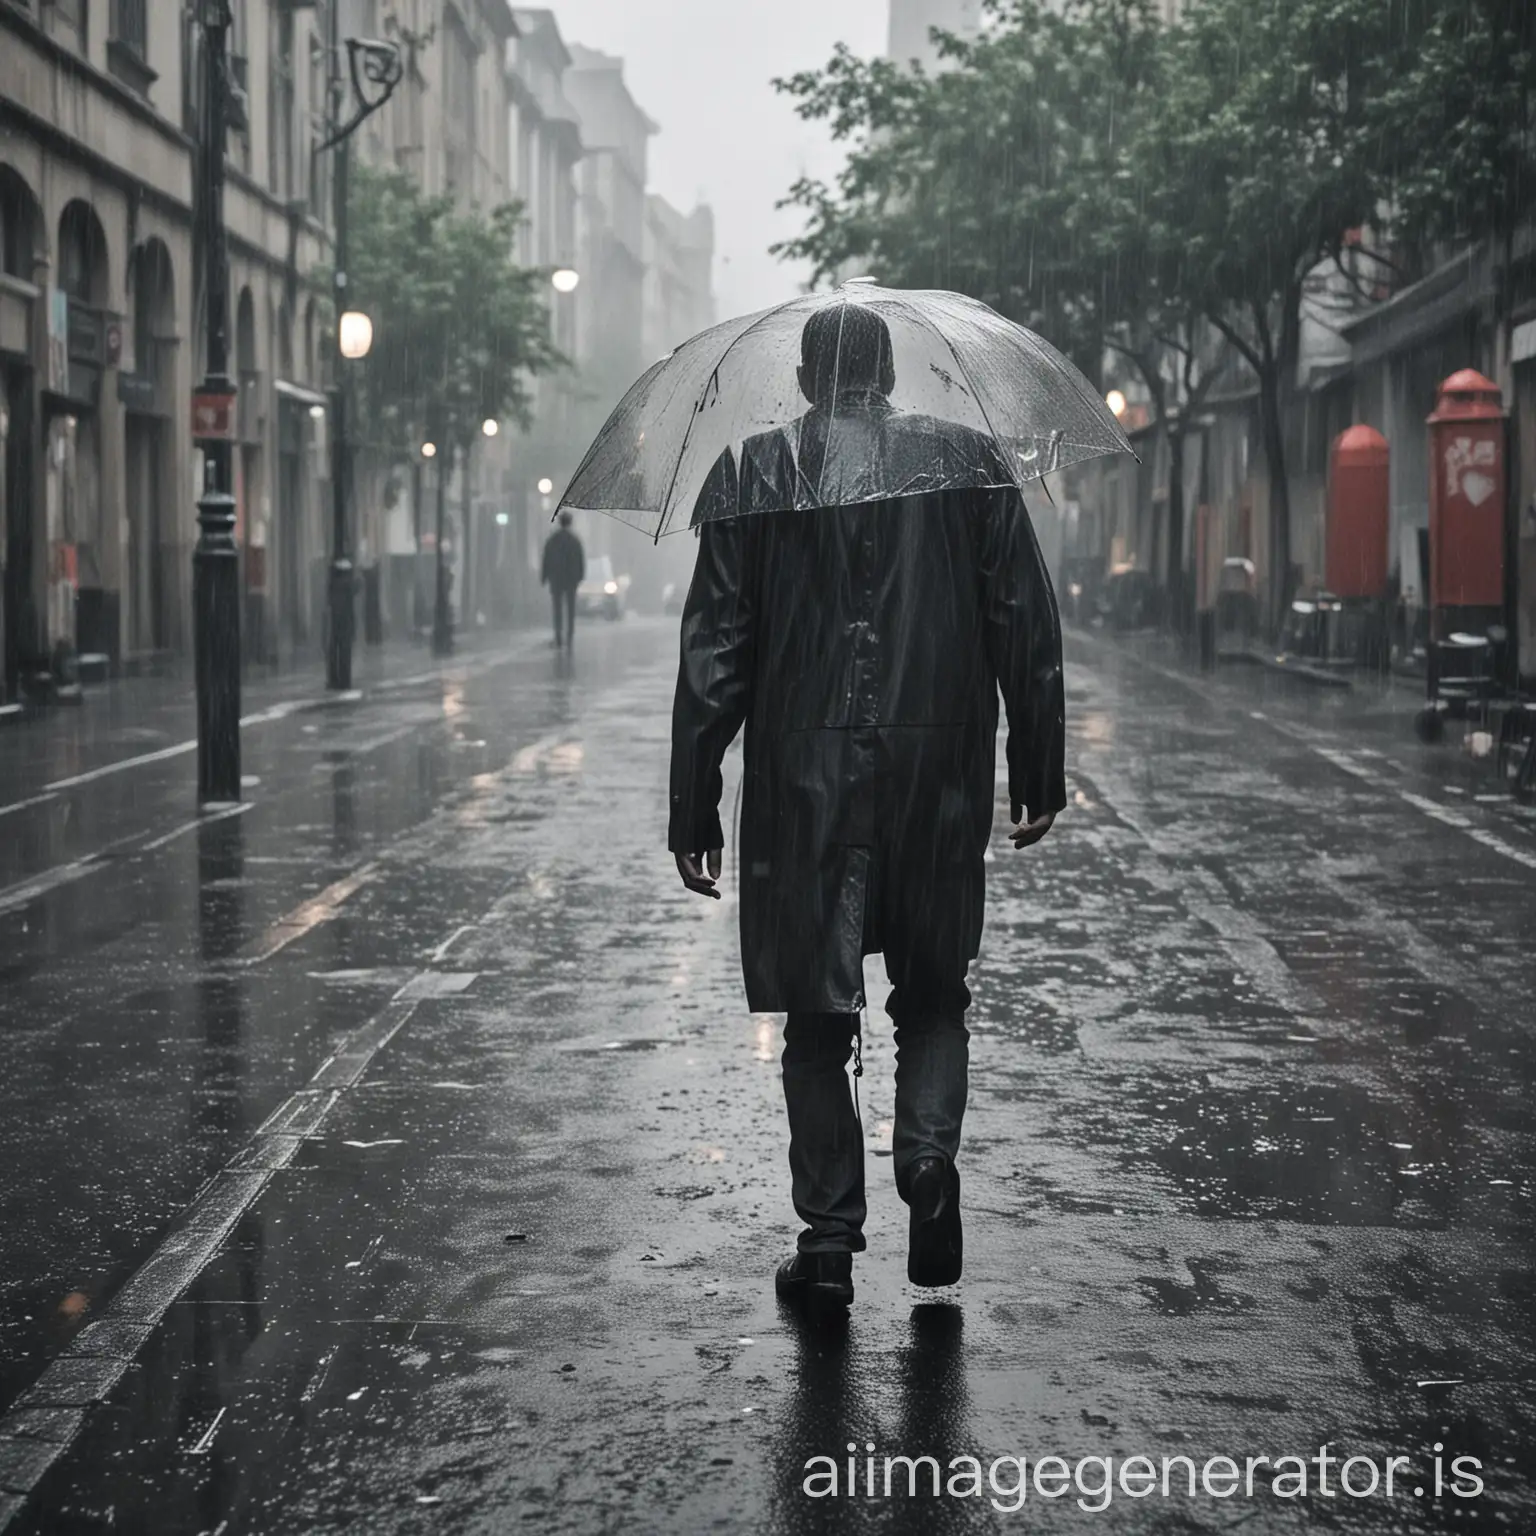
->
[111, 0, 146, 54]
[270, 9, 296, 199]
[308, 3, 332, 216]
[0, 170, 42, 281]
[443, 11, 477, 195]
[58, 202, 108, 304]
[230, 0, 251, 173]
[108, 0, 155, 94]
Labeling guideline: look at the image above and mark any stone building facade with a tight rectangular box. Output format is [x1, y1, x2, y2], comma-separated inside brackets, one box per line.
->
[0, 0, 337, 697]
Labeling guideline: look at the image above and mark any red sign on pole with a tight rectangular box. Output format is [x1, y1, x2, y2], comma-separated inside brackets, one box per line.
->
[191, 389, 238, 441]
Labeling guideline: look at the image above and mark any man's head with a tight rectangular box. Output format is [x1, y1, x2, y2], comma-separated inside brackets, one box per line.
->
[558, 511, 573, 529]
[797, 302, 896, 408]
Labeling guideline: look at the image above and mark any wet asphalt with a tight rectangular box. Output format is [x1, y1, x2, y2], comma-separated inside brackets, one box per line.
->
[1, 616, 1534, 1534]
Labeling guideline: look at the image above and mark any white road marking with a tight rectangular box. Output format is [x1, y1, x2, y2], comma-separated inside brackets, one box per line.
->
[511, 732, 566, 773]
[430, 925, 474, 961]
[42, 737, 199, 790]
[139, 801, 253, 852]
[235, 862, 381, 964]
[0, 790, 60, 821]
[189, 1407, 227, 1455]
[0, 854, 105, 917]
[5, 691, 351, 806]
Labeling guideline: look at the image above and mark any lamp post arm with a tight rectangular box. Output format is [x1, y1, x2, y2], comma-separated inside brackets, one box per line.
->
[316, 38, 403, 152]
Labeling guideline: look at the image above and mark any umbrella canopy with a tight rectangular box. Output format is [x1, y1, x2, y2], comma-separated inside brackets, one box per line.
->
[559, 279, 1134, 538]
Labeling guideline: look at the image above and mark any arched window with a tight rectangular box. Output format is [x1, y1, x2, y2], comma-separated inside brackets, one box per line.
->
[303, 298, 317, 382]
[276, 300, 293, 379]
[236, 287, 257, 376]
[129, 238, 175, 384]
[0, 165, 44, 281]
[58, 200, 109, 304]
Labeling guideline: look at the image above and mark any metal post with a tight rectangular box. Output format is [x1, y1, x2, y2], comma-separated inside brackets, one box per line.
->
[193, 0, 241, 802]
[460, 438, 474, 630]
[432, 440, 453, 655]
[411, 457, 424, 634]
[325, 13, 353, 690]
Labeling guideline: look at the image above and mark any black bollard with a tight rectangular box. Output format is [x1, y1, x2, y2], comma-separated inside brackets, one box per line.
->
[194, 451, 241, 800]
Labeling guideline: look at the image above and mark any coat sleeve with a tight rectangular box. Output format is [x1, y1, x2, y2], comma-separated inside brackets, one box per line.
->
[976, 488, 1066, 823]
[668, 515, 755, 854]
[539, 538, 550, 587]
[575, 538, 586, 586]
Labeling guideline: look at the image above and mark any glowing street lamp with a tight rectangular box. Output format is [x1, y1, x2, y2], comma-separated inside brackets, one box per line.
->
[338, 309, 374, 359]
[1105, 389, 1127, 418]
[537, 476, 554, 496]
[482, 417, 499, 438]
[421, 441, 437, 459]
[551, 268, 579, 294]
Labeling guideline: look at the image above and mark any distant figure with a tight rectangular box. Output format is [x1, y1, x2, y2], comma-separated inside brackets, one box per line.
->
[541, 512, 585, 648]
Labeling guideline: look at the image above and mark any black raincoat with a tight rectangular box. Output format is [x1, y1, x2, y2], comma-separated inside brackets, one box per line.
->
[668, 419, 1065, 1015]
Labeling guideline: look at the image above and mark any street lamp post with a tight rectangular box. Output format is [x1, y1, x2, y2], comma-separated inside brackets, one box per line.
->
[317, 30, 402, 690]
[464, 417, 497, 627]
[431, 438, 453, 656]
[192, 0, 240, 803]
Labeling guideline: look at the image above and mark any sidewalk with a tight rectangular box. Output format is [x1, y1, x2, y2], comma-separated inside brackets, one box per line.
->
[1068, 621, 1536, 829]
[0, 624, 544, 810]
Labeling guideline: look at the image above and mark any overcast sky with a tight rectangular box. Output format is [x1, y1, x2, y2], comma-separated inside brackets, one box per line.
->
[547, 0, 890, 322]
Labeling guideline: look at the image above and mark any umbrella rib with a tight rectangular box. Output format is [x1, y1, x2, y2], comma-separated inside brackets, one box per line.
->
[916, 307, 1017, 485]
[559, 352, 674, 522]
[811, 301, 851, 507]
[954, 293, 1131, 456]
[665, 299, 822, 535]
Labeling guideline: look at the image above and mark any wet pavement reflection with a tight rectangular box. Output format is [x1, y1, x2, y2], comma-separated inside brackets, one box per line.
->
[1, 620, 1533, 1532]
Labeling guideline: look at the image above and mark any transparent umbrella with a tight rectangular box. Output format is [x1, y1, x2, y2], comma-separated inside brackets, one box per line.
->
[559, 279, 1134, 538]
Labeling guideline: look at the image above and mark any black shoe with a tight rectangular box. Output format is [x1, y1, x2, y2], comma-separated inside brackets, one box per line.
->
[775, 1251, 854, 1310]
[907, 1157, 962, 1287]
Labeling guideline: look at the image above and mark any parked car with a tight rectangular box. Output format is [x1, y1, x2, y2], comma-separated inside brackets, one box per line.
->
[576, 554, 631, 620]
[1097, 568, 1159, 631]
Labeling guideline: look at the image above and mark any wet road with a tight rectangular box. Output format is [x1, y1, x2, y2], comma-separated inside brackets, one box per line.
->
[1, 618, 1534, 1533]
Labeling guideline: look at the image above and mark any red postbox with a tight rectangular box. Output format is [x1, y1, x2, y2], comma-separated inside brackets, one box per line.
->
[1326, 424, 1389, 598]
[1426, 369, 1505, 616]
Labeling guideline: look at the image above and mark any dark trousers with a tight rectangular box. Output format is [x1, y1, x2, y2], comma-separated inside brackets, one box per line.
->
[781, 958, 970, 1255]
[551, 585, 576, 646]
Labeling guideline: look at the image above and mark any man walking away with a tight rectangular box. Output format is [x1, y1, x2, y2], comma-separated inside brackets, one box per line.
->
[669, 305, 1064, 1312]
[542, 511, 585, 648]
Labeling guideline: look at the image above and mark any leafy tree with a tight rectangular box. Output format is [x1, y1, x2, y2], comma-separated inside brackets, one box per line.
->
[343, 163, 564, 463]
[773, 0, 1162, 379]
[773, 1, 1225, 618]
[1368, 0, 1536, 360]
[776, 0, 1405, 624]
[1129, 0, 1393, 620]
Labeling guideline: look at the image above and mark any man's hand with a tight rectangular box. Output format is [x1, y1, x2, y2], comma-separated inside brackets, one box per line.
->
[1009, 803, 1056, 849]
[676, 848, 723, 898]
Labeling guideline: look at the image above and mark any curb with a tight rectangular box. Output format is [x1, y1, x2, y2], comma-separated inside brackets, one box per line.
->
[1220, 648, 1354, 690]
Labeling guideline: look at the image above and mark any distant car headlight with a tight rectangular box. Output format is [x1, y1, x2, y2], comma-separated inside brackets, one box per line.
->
[1068, 582, 1082, 598]
[604, 581, 618, 595]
